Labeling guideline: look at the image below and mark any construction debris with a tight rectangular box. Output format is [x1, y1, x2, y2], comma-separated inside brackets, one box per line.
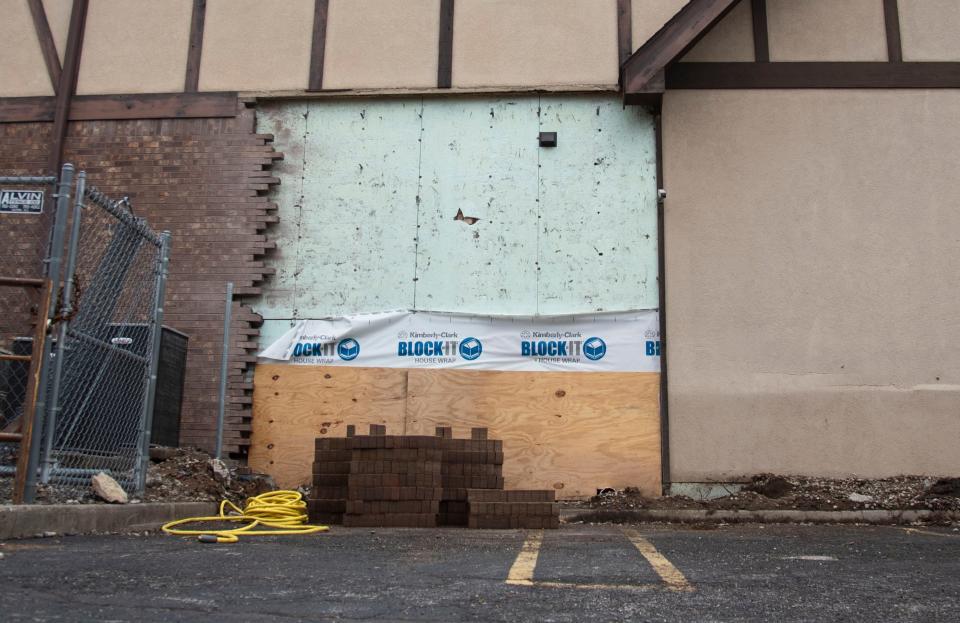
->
[571, 474, 960, 513]
[208, 458, 230, 482]
[143, 447, 273, 504]
[91, 473, 128, 504]
[0, 447, 276, 505]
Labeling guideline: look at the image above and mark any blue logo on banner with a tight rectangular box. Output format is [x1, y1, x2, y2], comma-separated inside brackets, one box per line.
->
[337, 338, 360, 361]
[458, 337, 483, 361]
[583, 337, 607, 361]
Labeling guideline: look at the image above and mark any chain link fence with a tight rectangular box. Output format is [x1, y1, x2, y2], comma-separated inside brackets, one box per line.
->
[37, 174, 170, 494]
[0, 166, 170, 501]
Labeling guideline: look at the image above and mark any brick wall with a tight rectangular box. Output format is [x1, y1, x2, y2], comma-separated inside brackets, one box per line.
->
[0, 105, 281, 457]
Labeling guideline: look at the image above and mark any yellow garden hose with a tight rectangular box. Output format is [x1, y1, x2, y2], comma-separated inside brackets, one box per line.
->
[162, 490, 329, 543]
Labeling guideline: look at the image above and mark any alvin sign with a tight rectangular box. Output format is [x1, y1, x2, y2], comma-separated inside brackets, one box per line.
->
[0, 190, 44, 214]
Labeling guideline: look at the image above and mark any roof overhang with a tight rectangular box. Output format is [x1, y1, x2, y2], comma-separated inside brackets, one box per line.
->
[621, 0, 742, 105]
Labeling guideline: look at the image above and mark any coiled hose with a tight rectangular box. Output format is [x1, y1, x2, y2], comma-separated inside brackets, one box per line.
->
[162, 490, 329, 543]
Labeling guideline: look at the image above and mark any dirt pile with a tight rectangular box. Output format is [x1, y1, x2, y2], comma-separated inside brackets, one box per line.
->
[142, 447, 275, 504]
[571, 475, 960, 512]
[0, 447, 277, 505]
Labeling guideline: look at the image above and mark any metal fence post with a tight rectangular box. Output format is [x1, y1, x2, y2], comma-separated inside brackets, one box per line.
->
[135, 231, 170, 494]
[21, 164, 74, 502]
[215, 282, 233, 459]
[39, 172, 85, 483]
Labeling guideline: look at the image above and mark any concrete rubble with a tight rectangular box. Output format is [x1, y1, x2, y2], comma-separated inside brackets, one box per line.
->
[91, 473, 128, 504]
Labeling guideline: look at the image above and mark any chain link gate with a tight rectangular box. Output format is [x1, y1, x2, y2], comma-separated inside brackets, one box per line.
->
[36, 172, 170, 495]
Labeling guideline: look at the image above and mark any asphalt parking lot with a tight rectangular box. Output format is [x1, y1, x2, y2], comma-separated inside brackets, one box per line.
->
[1, 523, 958, 622]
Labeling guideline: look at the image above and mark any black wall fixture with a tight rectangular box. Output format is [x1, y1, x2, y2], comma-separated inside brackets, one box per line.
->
[538, 132, 557, 147]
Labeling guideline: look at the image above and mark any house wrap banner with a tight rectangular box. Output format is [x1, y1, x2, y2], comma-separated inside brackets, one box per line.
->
[259, 310, 660, 373]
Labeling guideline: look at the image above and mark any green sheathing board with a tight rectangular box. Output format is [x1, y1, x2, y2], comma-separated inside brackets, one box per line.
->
[256, 100, 422, 320]
[416, 99, 540, 314]
[537, 99, 658, 314]
[252, 95, 658, 343]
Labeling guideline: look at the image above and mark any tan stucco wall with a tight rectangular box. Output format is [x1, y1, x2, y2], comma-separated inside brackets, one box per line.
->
[767, 0, 887, 61]
[324, 0, 439, 90]
[632, 0, 689, 52]
[899, 0, 960, 62]
[0, 0, 55, 97]
[453, 0, 619, 88]
[42, 0, 71, 65]
[7, 0, 701, 95]
[680, 0, 753, 62]
[662, 89, 960, 481]
[199, 0, 314, 92]
[76, 0, 191, 95]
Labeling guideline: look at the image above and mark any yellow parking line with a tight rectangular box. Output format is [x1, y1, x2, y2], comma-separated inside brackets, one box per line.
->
[622, 528, 694, 593]
[505, 530, 544, 586]
[505, 528, 694, 593]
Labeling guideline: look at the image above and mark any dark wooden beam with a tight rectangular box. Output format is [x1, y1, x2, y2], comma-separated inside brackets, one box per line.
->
[308, 0, 330, 91]
[622, 0, 741, 93]
[47, 0, 88, 175]
[27, 0, 62, 91]
[750, 0, 768, 62]
[654, 112, 670, 492]
[0, 97, 55, 123]
[70, 92, 238, 120]
[883, 0, 902, 63]
[623, 70, 664, 106]
[184, 0, 207, 92]
[617, 0, 633, 66]
[437, 0, 455, 88]
[0, 92, 238, 123]
[666, 62, 960, 89]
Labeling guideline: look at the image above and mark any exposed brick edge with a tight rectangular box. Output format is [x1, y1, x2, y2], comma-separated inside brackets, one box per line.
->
[223, 108, 283, 457]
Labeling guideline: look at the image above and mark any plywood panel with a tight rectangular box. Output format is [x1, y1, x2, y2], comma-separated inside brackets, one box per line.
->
[249, 364, 408, 488]
[405, 370, 661, 498]
[250, 364, 662, 497]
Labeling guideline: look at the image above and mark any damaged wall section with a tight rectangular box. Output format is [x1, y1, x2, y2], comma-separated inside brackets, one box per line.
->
[251, 94, 658, 340]
[246, 95, 662, 497]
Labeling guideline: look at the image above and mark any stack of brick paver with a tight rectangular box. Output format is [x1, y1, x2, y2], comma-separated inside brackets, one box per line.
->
[306, 424, 558, 529]
[342, 425, 442, 527]
[436, 426, 504, 526]
[307, 432, 352, 525]
[466, 489, 559, 529]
